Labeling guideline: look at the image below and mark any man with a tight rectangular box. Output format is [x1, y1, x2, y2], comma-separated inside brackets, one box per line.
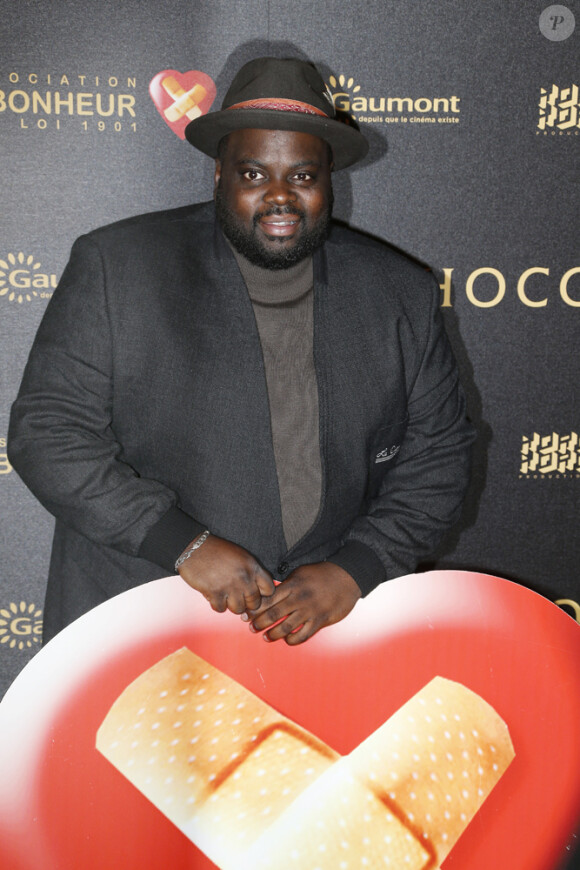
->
[8, 57, 474, 645]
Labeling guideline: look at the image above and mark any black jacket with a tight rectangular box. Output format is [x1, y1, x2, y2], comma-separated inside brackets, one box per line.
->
[9, 202, 474, 640]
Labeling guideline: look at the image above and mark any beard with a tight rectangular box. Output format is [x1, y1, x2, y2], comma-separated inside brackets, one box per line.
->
[215, 185, 333, 271]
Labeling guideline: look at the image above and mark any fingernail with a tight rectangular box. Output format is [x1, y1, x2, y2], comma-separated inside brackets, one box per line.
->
[263, 634, 271, 642]
[240, 613, 249, 622]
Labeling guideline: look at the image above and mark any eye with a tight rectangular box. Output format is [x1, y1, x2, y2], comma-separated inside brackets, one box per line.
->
[241, 169, 264, 181]
[292, 171, 315, 183]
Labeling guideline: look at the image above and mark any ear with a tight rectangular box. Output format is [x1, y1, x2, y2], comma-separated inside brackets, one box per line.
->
[213, 159, 222, 199]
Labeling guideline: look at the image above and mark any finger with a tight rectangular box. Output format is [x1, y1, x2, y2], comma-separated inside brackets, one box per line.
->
[253, 579, 293, 613]
[263, 614, 304, 642]
[243, 592, 276, 620]
[225, 592, 247, 615]
[244, 568, 274, 613]
[283, 620, 317, 645]
[241, 566, 275, 613]
[242, 585, 264, 613]
[255, 567, 275, 597]
[250, 601, 291, 632]
[207, 592, 228, 613]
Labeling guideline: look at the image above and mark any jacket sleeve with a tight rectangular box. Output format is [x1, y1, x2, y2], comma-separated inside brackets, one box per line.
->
[328, 278, 475, 595]
[8, 235, 203, 571]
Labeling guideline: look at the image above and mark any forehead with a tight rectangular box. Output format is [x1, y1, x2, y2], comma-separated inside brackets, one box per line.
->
[220, 128, 331, 167]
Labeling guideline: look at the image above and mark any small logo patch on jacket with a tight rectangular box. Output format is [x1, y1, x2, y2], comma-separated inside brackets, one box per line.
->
[375, 445, 400, 463]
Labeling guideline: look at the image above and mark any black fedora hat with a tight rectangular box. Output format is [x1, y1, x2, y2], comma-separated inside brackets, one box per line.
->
[185, 57, 368, 171]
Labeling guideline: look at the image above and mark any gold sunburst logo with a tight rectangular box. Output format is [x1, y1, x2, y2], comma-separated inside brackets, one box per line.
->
[0, 601, 43, 649]
[328, 74, 361, 95]
[0, 252, 56, 303]
[327, 74, 362, 108]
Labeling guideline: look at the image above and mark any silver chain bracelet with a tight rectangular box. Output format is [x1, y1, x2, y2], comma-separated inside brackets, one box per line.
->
[174, 530, 210, 572]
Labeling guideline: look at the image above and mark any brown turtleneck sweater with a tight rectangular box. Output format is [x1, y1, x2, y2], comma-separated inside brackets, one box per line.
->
[230, 247, 321, 549]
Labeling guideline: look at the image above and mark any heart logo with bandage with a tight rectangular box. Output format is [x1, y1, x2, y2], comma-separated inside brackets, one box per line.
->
[9, 572, 580, 870]
[149, 70, 217, 139]
[97, 648, 515, 870]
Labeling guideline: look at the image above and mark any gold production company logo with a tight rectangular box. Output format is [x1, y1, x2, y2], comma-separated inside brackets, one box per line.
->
[537, 84, 580, 135]
[327, 73, 461, 127]
[520, 432, 580, 477]
[0, 252, 56, 303]
[0, 437, 12, 474]
[0, 602, 43, 650]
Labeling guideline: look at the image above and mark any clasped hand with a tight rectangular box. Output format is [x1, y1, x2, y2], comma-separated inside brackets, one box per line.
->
[177, 535, 361, 645]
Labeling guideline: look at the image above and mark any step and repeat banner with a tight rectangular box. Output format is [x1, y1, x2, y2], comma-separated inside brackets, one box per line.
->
[0, 1, 579, 867]
[0, 0, 578, 796]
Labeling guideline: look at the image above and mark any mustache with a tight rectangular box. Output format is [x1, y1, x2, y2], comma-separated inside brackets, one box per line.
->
[253, 205, 305, 223]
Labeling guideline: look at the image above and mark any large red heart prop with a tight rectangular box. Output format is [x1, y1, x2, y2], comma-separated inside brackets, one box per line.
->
[149, 69, 216, 140]
[0, 571, 579, 870]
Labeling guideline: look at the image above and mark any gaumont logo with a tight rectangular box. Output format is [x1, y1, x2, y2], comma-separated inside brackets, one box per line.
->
[0, 602, 43, 650]
[520, 432, 579, 478]
[0, 71, 137, 134]
[537, 84, 580, 135]
[327, 73, 460, 126]
[0, 252, 56, 303]
[149, 69, 216, 139]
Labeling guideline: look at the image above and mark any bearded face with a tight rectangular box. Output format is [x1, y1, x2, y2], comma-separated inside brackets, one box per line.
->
[214, 128, 334, 270]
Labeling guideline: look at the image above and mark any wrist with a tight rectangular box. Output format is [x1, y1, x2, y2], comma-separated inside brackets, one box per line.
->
[138, 507, 206, 573]
[327, 540, 386, 597]
[175, 530, 211, 572]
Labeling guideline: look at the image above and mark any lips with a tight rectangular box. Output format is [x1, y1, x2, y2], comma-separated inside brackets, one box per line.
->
[256, 210, 303, 239]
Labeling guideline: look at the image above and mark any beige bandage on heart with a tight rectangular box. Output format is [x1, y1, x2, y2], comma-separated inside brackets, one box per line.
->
[161, 76, 207, 122]
[97, 648, 515, 869]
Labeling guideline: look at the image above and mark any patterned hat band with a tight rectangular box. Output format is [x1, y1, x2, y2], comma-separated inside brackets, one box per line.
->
[226, 98, 331, 118]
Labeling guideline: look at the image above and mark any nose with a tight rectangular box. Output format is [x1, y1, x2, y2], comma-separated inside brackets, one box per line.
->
[263, 177, 296, 206]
